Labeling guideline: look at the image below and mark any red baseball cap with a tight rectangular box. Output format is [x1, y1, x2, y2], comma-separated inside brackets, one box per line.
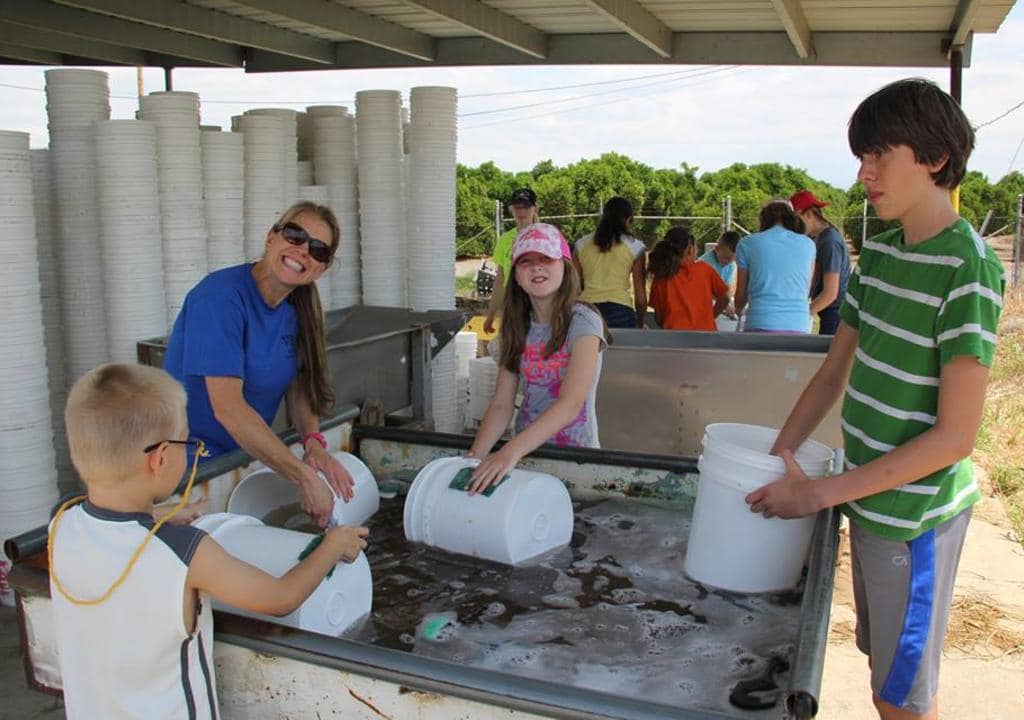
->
[789, 190, 829, 213]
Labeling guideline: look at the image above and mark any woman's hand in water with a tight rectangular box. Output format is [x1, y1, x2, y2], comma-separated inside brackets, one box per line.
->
[304, 443, 355, 502]
[294, 463, 336, 528]
[469, 445, 520, 494]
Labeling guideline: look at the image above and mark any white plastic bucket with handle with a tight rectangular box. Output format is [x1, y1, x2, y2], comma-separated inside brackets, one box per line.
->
[228, 451, 379, 528]
[193, 512, 372, 636]
[403, 456, 573, 565]
[684, 423, 835, 593]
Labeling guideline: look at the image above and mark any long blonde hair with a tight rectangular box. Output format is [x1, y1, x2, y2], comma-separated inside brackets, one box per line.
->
[271, 202, 339, 416]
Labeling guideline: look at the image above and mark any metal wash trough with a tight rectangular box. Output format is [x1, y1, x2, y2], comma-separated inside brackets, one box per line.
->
[5, 317, 842, 719]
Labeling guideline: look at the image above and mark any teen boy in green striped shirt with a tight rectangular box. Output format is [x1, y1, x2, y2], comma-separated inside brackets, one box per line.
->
[746, 79, 1005, 720]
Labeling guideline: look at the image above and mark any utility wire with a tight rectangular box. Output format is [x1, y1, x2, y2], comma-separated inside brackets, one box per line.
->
[460, 67, 748, 130]
[975, 97, 1024, 130]
[459, 66, 738, 118]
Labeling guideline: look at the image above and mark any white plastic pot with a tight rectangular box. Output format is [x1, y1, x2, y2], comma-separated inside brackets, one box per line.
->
[403, 456, 573, 565]
[684, 423, 835, 593]
[193, 512, 371, 636]
[228, 451, 379, 528]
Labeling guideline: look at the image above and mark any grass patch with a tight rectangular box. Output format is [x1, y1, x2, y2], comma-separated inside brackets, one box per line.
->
[975, 287, 1024, 546]
[455, 275, 477, 297]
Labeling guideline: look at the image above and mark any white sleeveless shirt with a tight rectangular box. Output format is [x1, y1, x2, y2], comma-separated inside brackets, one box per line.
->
[50, 501, 218, 719]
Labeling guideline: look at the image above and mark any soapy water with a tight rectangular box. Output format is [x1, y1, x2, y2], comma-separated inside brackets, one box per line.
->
[262, 498, 799, 718]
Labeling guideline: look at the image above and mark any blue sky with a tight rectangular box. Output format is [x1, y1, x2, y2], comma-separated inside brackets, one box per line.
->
[1, 4, 1021, 190]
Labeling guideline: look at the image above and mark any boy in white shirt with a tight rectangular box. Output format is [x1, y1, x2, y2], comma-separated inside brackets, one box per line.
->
[50, 363, 368, 719]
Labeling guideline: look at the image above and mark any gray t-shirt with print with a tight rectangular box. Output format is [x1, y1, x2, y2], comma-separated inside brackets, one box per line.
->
[513, 303, 606, 448]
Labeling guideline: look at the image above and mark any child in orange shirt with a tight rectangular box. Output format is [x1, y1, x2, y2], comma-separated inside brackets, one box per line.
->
[648, 226, 730, 331]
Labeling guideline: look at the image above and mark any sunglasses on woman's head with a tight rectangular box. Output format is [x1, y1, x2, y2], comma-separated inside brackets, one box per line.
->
[275, 222, 333, 264]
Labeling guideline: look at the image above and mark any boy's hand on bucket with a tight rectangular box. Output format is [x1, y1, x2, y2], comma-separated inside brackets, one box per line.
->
[745, 450, 822, 519]
[305, 444, 355, 502]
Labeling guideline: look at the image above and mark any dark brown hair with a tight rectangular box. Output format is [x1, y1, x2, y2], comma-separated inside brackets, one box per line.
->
[648, 226, 694, 281]
[499, 259, 581, 372]
[848, 78, 974, 189]
[273, 202, 339, 416]
[759, 201, 805, 234]
[718, 230, 740, 253]
[593, 196, 634, 252]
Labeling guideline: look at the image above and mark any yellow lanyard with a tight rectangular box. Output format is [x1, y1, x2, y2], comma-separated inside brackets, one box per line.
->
[48, 442, 205, 606]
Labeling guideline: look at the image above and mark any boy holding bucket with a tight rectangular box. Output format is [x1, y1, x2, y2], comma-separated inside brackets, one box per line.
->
[50, 363, 368, 719]
[745, 79, 1005, 720]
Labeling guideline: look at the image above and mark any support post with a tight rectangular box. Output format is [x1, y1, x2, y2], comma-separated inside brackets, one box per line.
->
[1013, 194, 1023, 288]
[494, 199, 502, 252]
[724, 195, 733, 233]
[163, 66, 173, 91]
[861, 199, 869, 250]
[978, 209, 994, 237]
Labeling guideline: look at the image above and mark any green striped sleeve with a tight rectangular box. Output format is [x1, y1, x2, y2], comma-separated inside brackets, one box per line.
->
[935, 251, 1006, 367]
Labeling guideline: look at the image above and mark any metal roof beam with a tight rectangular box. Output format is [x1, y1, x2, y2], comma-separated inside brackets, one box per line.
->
[581, 0, 672, 58]
[0, 40, 63, 65]
[0, 19, 147, 65]
[0, 0, 243, 66]
[950, 0, 983, 48]
[770, 0, 815, 59]
[248, 31, 958, 72]
[235, 0, 434, 62]
[53, 0, 336, 65]
[400, 0, 547, 59]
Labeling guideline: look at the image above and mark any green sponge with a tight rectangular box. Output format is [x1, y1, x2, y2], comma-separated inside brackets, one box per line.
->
[448, 467, 508, 497]
[297, 532, 335, 579]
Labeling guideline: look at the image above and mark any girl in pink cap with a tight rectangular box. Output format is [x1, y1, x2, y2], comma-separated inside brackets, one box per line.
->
[467, 223, 608, 492]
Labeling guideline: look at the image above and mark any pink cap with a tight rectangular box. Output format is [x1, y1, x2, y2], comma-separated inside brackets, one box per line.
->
[512, 223, 571, 265]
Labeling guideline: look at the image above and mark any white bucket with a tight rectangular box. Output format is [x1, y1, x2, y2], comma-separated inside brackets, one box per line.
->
[228, 451, 379, 528]
[684, 423, 835, 593]
[193, 512, 372, 636]
[403, 456, 573, 565]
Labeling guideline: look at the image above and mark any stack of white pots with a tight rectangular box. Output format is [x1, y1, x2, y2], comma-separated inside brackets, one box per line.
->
[310, 107, 360, 307]
[93, 120, 167, 363]
[245, 108, 299, 207]
[454, 331, 478, 433]
[29, 149, 74, 492]
[296, 160, 314, 186]
[406, 87, 459, 432]
[297, 184, 333, 309]
[44, 68, 111, 382]
[236, 113, 288, 261]
[0, 131, 59, 603]
[138, 91, 208, 327]
[200, 129, 245, 271]
[355, 90, 406, 307]
[467, 356, 500, 429]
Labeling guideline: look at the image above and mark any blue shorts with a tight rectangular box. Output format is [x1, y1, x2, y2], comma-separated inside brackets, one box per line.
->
[594, 301, 636, 329]
[850, 508, 971, 714]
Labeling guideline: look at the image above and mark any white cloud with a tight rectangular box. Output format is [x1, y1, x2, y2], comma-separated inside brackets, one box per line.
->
[1, 4, 1021, 189]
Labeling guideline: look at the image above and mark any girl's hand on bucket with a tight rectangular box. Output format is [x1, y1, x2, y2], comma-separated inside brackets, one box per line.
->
[469, 447, 518, 494]
[744, 450, 821, 519]
[325, 525, 369, 563]
[305, 444, 355, 502]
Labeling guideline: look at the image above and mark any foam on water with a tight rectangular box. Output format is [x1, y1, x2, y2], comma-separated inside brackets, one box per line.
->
[264, 496, 799, 718]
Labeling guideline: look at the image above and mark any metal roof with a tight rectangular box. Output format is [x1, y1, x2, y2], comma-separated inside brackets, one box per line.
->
[0, 1, 1016, 71]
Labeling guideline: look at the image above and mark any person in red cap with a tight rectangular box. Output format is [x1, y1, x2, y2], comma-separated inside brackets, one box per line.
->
[467, 223, 609, 492]
[789, 190, 851, 335]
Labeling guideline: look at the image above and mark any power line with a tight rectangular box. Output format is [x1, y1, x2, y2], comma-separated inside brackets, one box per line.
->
[975, 97, 1024, 130]
[460, 67, 748, 130]
[459, 66, 738, 118]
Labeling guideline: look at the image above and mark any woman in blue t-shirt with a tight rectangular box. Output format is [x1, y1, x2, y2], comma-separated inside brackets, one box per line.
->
[734, 200, 817, 333]
[164, 202, 352, 527]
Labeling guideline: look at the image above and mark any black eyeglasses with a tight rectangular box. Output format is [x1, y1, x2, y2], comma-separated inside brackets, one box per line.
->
[275, 222, 334, 264]
[143, 438, 208, 457]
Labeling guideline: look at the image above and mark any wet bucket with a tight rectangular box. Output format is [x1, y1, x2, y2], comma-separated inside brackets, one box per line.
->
[228, 451, 379, 528]
[403, 456, 573, 565]
[193, 512, 372, 636]
[684, 423, 835, 593]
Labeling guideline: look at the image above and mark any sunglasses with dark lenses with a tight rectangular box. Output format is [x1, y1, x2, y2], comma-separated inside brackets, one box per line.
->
[143, 438, 209, 457]
[276, 222, 334, 264]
